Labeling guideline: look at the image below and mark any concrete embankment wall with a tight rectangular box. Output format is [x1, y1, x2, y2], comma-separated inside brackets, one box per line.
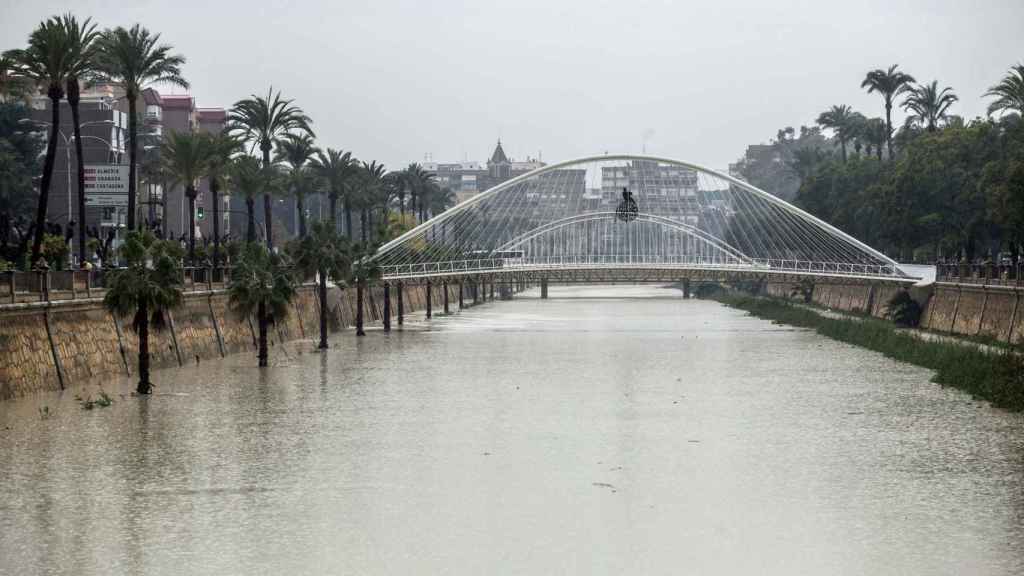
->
[764, 281, 1023, 345]
[0, 281, 473, 400]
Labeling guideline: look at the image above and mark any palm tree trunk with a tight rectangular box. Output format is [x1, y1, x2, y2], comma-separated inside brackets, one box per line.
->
[257, 301, 268, 367]
[68, 77, 87, 267]
[884, 100, 893, 160]
[297, 193, 307, 238]
[356, 279, 365, 336]
[840, 138, 847, 163]
[360, 209, 368, 245]
[330, 193, 338, 229]
[246, 195, 257, 243]
[399, 192, 406, 217]
[318, 268, 328, 349]
[31, 90, 62, 264]
[211, 179, 220, 267]
[127, 88, 139, 230]
[187, 186, 196, 263]
[261, 148, 275, 250]
[137, 300, 151, 394]
[344, 199, 353, 240]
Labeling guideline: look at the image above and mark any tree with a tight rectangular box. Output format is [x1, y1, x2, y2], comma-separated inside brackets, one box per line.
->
[103, 230, 183, 394]
[816, 105, 857, 161]
[160, 130, 208, 263]
[863, 118, 888, 161]
[358, 160, 387, 244]
[4, 16, 74, 263]
[401, 163, 435, 222]
[861, 64, 915, 159]
[203, 132, 241, 266]
[229, 155, 264, 244]
[96, 24, 189, 231]
[50, 15, 100, 268]
[902, 81, 958, 132]
[427, 183, 456, 217]
[274, 132, 317, 238]
[227, 88, 314, 251]
[0, 54, 33, 103]
[0, 103, 44, 262]
[985, 63, 1024, 118]
[228, 242, 297, 367]
[310, 148, 357, 233]
[289, 222, 350, 349]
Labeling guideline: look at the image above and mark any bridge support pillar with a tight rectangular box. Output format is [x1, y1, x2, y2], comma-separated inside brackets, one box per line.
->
[443, 280, 450, 314]
[458, 282, 464, 309]
[383, 283, 391, 332]
[473, 280, 480, 305]
[682, 279, 690, 299]
[500, 282, 512, 300]
[490, 280, 495, 301]
[426, 280, 433, 319]
[397, 281, 404, 326]
[541, 278, 549, 299]
[356, 280, 366, 336]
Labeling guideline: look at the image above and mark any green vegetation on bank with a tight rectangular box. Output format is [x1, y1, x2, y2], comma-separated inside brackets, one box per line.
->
[714, 292, 1024, 412]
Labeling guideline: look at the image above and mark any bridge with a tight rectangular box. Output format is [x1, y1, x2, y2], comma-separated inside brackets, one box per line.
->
[373, 155, 917, 289]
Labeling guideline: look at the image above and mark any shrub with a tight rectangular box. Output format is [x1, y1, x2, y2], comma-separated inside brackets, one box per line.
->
[885, 290, 923, 327]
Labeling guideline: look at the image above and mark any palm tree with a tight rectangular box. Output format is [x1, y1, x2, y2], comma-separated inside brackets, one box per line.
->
[0, 54, 32, 103]
[229, 155, 264, 243]
[427, 184, 456, 216]
[347, 246, 381, 337]
[60, 15, 100, 268]
[402, 163, 435, 222]
[861, 64, 915, 159]
[902, 81, 958, 131]
[160, 131, 208, 263]
[984, 63, 1024, 118]
[228, 242, 297, 367]
[203, 132, 241, 266]
[4, 16, 74, 263]
[103, 230, 183, 394]
[310, 148, 357, 233]
[274, 132, 317, 238]
[96, 24, 189, 231]
[815, 104, 856, 162]
[289, 222, 350, 349]
[864, 117, 888, 161]
[227, 88, 314, 251]
[358, 160, 387, 244]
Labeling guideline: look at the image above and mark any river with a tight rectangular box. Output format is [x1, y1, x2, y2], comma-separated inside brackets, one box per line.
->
[1, 284, 1022, 575]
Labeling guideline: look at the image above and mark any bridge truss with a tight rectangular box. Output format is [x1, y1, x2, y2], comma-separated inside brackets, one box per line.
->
[374, 155, 914, 284]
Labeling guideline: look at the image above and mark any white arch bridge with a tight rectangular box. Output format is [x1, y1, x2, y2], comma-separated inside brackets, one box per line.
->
[372, 155, 918, 287]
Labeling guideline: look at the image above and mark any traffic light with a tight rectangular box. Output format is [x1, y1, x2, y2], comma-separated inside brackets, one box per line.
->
[197, 207, 205, 220]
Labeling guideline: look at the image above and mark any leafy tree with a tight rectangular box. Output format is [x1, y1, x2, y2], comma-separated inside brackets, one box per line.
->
[160, 131, 208, 262]
[4, 16, 74, 263]
[228, 242, 297, 367]
[103, 230, 184, 394]
[310, 148, 358, 233]
[985, 63, 1024, 118]
[861, 64, 915, 159]
[96, 24, 189, 231]
[274, 132, 318, 238]
[289, 222, 351, 348]
[902, 81, 958, 132]
[228, 88, 314, 251]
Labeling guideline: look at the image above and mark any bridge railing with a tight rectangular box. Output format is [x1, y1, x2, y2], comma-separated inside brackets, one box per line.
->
[0, 266, 245, 305]
[935, 262, 1022, 287]
[379, 256, 902, 279]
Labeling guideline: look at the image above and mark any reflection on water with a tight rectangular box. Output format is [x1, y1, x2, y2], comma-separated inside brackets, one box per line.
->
[1, 285, 1022, 575]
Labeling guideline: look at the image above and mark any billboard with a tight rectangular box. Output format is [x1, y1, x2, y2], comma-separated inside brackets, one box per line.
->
[84, 164, 130, 207]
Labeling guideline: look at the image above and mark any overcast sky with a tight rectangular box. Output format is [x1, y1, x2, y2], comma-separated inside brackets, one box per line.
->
[4, 0, 1023, 171]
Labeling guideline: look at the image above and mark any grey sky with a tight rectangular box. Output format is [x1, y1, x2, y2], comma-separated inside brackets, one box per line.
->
[4, 0, 1023, 171]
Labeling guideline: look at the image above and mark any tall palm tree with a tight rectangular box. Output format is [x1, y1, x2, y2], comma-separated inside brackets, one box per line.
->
[402, 163, 435, 222]
[310, 148, 357, 233]
[229, 155, 264, 244]
[984, 63, 1024, 118]
[60, 15, 100, 267]
[103, 230, 183, 394]
[96, 24, 189, 231]
[815, 104, 856, 162]
[902, 81, 958, 132]
[4, 16, 73, 263]
[861, 64, 915, 159]
[228, 242, 297, 367]
[203, 132, 241, 266]
[864, 117, 888, 161]
[358, 160, 387, 244]
[274, 132, 317, 238]
[160, 131, 208, 263]
[427, 184, 456, 216]
[289, 221, 350, 349]
[227, 88, 313, 251]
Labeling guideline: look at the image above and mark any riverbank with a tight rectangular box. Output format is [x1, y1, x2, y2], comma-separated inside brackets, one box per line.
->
[713, 292, 1024, 412]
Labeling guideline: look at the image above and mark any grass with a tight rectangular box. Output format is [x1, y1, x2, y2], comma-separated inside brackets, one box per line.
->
[714, 292, 1024, 412]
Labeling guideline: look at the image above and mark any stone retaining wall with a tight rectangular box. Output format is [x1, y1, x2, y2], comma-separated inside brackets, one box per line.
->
[0, 280, 498, 400]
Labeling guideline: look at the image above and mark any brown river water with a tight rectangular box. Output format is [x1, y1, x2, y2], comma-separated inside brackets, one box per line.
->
[1, 285, 1022, 575]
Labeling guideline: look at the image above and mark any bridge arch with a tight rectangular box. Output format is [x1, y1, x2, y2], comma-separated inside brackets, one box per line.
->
[374, 154, 906, 281]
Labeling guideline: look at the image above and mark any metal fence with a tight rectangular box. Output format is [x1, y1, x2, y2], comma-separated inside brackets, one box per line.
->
[935, 262, 1023, 287]
[1, 267, 240, 305]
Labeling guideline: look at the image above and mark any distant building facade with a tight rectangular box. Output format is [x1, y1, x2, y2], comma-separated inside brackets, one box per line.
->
[423, 140, 546, 204]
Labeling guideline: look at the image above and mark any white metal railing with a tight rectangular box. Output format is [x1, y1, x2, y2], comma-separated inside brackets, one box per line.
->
[379, 256, 902, 279]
